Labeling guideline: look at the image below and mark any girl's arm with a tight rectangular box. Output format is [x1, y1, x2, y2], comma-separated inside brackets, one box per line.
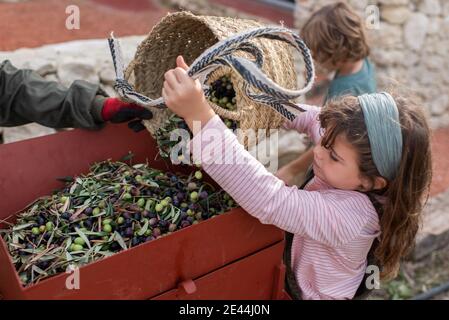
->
[281, 104, 323, 144]
[190, 114, 375, 247]
[162, 56, 375, 247]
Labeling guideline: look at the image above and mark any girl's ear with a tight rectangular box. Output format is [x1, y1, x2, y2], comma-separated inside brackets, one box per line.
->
[360, 176, 387, 192]
[373, 176, 388, 191]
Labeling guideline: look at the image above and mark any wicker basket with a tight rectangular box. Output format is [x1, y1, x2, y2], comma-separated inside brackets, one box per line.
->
[125, 11, 298, 146]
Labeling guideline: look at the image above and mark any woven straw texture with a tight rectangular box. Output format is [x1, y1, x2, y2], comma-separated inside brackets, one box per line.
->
[125, 11, 297, 144]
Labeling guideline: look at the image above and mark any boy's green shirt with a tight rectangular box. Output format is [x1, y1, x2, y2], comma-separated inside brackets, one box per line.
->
[326, 58, 377, 101]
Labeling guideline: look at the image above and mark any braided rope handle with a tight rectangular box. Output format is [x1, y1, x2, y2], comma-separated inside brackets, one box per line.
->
[108, 26, 315, 122]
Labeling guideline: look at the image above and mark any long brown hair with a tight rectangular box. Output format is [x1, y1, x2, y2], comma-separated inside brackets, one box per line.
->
[318, 93, 432, 280]
[301, 1, 370, 68]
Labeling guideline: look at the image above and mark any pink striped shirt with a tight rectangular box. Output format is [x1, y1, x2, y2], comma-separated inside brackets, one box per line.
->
[190, 106, 381, 300]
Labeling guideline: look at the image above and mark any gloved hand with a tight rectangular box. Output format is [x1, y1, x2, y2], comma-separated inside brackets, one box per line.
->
[101, 97, 153, 132]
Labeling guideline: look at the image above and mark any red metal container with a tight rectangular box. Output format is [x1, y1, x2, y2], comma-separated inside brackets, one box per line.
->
[0, 124, 285, 299]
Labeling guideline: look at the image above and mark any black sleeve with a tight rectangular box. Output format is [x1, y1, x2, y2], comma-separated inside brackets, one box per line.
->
[0, 60, 108, 129]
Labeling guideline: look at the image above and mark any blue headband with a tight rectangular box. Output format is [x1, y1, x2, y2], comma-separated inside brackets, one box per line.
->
[358, 92, 403, 181]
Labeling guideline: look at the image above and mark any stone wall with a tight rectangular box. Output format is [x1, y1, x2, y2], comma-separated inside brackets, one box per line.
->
[295, 0, 449, 128]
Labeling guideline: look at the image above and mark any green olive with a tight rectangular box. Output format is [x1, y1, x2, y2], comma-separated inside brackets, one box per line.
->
[102, 219, 112, 226]
[31, 227, 40, 235]
[45, 221, 54, 232]
[72, 244, 84, 251]
[92, 207, 101, 215]
[123, 193, 132, 201]
[160, 199, 169, 207]
[155, 203, 164, 212]
[103, 224, 112, 233]
[137, 198, 146, 208]
[194, 171, 203, 180]
[39, 225, 46, 233]
[190, 191, 199, 202]
[117, 217, 125, 225]
[74, 237, 85, 246]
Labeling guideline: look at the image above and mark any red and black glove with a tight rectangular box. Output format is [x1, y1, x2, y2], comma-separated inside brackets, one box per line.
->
[101, 97, 153, 132]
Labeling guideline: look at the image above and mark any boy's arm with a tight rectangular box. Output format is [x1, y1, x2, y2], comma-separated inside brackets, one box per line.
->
[0, 60, 107, 129]
[190, 115, 374, 247]
[275, 148, 314, 185]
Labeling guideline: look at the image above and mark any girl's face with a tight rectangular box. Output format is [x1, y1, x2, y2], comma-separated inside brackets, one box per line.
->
[313, 133, 380, 191]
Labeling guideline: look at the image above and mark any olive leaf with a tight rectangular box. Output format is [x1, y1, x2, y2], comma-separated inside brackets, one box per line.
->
[75, 227, 91, 249]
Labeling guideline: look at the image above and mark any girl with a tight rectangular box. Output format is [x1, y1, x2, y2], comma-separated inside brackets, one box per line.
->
[161, 56, 432, 300]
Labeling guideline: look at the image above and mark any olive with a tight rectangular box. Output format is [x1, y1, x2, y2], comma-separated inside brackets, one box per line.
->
[187, 209, 194, 217]
[186, 217, 194, 224]
[200, 191, 208, 199]
[155, 203, 164, 212]
[137, 198, 146, 208]
[202, 211, 209, 219]
[72, 244, 83, 252]
[103, 224, 112, 233]
[152, 228, 161, 238]
[145, 236, 155, 242]
[37, 260, 50, 270]
[190, 191, 199, 202]
[131, 237, 140, 247]
[37, 217, 45, 226]
[144, 229, 152, 236]
[60, 196, 68, 203]
[92, 207, 101, 216]
[160, 199, 169, 207]
[102, 219, 112, 226]
[31, 227, 40, 235]
[149, 218, 158, 227]
[39, 225, 46, 233]
[123, 212, 131, 219]
[98, 200, 106, 209]
[187, 182, 197, 191]
[61, 212, 71, 220]
[168, 223, 177, 232]
[125, 227, 133, 237]
[159, 220, 169, 229]
[195, 212, 203, 221]
[170, 176, 178, 183]
[123, 193, 132, 201]
[74, 237, 85, 246]
[133, 212, 141, 221]
[181, 221, 191, 228]
[194, 171, 203, 180]
[148, 212, 157, 219]
[117, 217, 125, 225]
[180, 202, 188, 208]
[110, 242, 120, 251]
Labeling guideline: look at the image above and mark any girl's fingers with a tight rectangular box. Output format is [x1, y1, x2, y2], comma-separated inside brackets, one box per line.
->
[164, 70, 180, 88]
[163, 78, 175, 92]
[173, 67, 190, 83]
[176, 55, 189, 71]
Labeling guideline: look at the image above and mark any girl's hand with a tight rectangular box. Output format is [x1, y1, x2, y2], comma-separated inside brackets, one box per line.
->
[162, 56, 216, 131]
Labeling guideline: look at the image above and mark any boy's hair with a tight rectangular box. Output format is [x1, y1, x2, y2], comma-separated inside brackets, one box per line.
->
[301, 1, 370, 69]
[318, 92, 432, 280]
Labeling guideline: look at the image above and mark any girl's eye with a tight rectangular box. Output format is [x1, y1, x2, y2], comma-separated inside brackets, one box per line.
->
[330, 152, 339, 162]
